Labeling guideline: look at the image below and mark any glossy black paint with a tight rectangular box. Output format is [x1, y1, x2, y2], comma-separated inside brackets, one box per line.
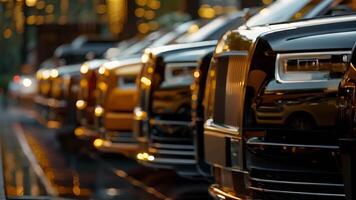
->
[191, 51, 214, 176]
[205, 15, 356, 200]
[337, 43, 356, 200]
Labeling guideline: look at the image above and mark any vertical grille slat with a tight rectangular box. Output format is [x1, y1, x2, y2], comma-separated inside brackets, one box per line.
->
[225, 56, 249, 127]
[212, 54, 249, 128]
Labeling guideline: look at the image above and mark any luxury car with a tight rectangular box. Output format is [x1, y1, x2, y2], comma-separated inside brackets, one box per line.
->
[204, 14, 356, 200]
[34, 38, 115, 128]
[92, 58, 142, 156]
[91, 13, 243, 155]
[45, 65, 81, 129]
[135, 0, 355, 178]
[135, 41, 216, 176]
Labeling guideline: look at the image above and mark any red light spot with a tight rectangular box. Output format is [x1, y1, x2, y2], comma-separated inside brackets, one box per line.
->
[13, 75, 20, 83]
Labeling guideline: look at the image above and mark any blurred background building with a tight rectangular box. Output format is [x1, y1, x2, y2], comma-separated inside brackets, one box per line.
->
[0, 0, 269, 90]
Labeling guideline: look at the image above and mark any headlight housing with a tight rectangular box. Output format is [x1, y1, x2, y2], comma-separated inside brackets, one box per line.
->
[276, 51, 350, 83]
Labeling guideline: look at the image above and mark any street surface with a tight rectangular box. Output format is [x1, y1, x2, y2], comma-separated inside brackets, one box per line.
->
[0, 99, 212, 200]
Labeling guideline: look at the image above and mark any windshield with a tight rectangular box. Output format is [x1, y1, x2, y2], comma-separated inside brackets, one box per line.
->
[175, 12, 243, 43]
[118, 30, 168, 57]
[246, 0, 327, 27]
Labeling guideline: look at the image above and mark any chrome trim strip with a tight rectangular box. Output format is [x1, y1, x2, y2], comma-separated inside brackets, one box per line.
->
[250, 177, 344, 187]
[204, 119, 240, 136]
[212, 163, 248, 174]
[275, 51, 351, 84]
[249, 186, 345, 197]
[215, 51, 249, 57]
[165, 62, 198, 68]
[150, 119, 193, 126]
[246, 137, 339, 150]
[149, 148, 195, 156]
[150, 157, 196, 165]
[150, 143, 194, 150]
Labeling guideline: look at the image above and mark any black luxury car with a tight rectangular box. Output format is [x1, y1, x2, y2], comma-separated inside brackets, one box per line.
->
[204, 14, 356, 200]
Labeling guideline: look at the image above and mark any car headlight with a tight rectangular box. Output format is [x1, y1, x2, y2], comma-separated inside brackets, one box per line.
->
[50, 69, 59, 78]
[42, 69, 50, 80]
[98, 66, 107, 75]
[22, 78, 32, 88]
[94, 106, 104, 117]
[80, 63, 89, 74]
[276, 51, 350, 83]
[141, 49, 152, 63]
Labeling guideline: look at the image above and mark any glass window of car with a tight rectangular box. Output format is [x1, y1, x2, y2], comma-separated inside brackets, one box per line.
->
[175, 12, 244, 43]
[246, 0, 329, 27]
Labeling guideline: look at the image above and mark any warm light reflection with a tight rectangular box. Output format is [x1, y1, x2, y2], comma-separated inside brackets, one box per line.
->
[80, 63, 89, 74]
[93, 138, 104, 148]
[42, 70, 50, 80]
[193, 70, 200, 78]
[198, 4, 216, 19]
[94, 106, 104, 117]
[136, 152, 155, 161]
[98, 82, 108, 91]
[36, 71, 42, 80]
[26, 0, 37, 7]
[134, 107, 146, 120]
[74, 127, 84, 136]
[188, 24, 200, 34]
[22, 78, 32, 88]
[140, 76, 151, 86]
[76, 100, 87, 110]
[147, 66, 154, 73]
[141, 53, 150, 63]
[98, 66, 107, 75]
[47, 120, 61, 129]
[80, 79, 88, 88]
[50, 69, 59, 78]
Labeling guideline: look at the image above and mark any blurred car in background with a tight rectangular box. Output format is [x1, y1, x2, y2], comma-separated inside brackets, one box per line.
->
[92, 12, 246, 161]
[34, 37, 116, 128]
[92, 59, 141, 156]
[8, 75, 38, 101]
[45, 64, 81, 129]
[74, 20, 203, 142]
[204, 14, 356, 200]
[135, 42, 216, 176]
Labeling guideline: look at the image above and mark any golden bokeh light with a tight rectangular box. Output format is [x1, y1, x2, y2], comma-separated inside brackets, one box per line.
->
[135, 8, 145, 17]
[147, 0, 160, 10]
[135, 0, 147, 7]
[198, 5, 216, 19]
[45, 4, 54, 14]
[26, 0, 37, 7]
[36, 0, 45, 9]
[138, 23, 149, 34]
[144, 10, 155, 20]
[3, 28, 13, 39]
[26, 15, 36, 25]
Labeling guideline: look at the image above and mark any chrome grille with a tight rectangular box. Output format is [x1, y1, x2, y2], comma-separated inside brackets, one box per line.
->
[246, 133, 345, 199]
[105, 131, 136, 144]
[225, 56, 249, 127]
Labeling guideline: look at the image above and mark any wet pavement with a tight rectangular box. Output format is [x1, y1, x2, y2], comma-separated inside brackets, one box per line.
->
[0, 100, 212, 200]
